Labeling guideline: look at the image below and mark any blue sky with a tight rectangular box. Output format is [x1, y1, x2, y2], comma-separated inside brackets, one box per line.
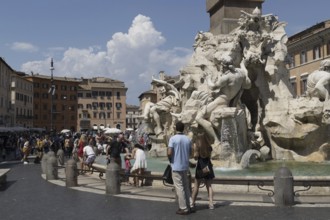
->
[1, 0, 329, 105]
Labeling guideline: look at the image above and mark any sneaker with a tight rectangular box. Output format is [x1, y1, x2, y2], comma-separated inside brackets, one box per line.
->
[176, 209, 189, 215]
[209, 204, 214, 210]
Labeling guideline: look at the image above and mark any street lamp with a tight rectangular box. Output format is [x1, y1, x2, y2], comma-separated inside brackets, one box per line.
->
[63, 96, 67, 129]
[48, 58, 55, 132]
[103, 112, 107, 129]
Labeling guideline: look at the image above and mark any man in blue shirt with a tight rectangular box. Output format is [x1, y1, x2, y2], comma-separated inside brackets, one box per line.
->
[168, 121, 194, 215]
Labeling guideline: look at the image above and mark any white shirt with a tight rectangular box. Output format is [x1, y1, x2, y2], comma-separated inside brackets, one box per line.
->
[83, 145, 95, 156]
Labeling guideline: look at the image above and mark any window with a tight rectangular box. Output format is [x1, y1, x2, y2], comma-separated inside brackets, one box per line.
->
[300, 74, 308, 95]
[77, 93, 83, 98]
[78, 104, 83, 109]
[107, 112, 111, 118]
[99, 112, 106, 119]
[70, 95, 76, 100]
[115, 102, 122, 110]
[106, 103, 112, 110]
[290, 77, 297, 97]
[106, 91, 112, 97]
[116, 92, 120, 99]
[92, 91, 98, 97]
[300, 50, 307, 64]
[61, 85, 67, 91]
[288, 54, 295, 68]
[99, 102, 105, 110]
[313, 45, 321, 60]
[86, 104, 92, 109]
[92, 102, 98, 110]
[327, 40, 330, 55]
[93, 112, 97, 118]
[99, 91, 105, 97]
[42, 93, 48, 99]
[117, 112, 121, 119]
[86, 93, 92, 98]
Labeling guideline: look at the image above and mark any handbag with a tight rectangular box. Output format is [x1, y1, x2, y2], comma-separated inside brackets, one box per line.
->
[162, 164, 173, 185]
[202, 165, 210, 174]
[196, 159, 210, 178]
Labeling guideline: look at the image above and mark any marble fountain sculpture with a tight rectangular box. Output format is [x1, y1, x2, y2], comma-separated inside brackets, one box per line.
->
[138, 7, 330, 169]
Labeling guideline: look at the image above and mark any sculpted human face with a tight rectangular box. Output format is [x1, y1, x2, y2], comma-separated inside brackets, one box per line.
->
[159, 86, 166, 94]
[322, 110, 330, 124]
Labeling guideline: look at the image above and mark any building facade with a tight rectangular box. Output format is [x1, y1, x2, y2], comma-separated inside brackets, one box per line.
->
[12, 72, 34, 128]
[126, 104, 140, 130]
[0, 58, 15, 127]
[25, 74, 80, 132]
[287, 20, 330, 97]
[77, 77, 127, 131]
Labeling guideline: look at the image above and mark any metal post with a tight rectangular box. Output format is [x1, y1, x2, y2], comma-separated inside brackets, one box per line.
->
[63, 96, 66, 129]
[49, 58, 55, 132]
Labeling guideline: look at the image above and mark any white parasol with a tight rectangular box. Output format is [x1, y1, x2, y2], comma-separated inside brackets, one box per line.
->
[104, 128, 122, 134]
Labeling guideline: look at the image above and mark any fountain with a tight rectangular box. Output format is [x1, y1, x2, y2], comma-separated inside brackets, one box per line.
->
[137, 7, 330, 170]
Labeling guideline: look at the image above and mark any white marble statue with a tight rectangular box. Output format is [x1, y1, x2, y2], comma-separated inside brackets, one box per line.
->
[142, 77, 180, 137]
[140, 7, 330, 166]
[306, 59, 330, 101]
[195, 56, 251, 148]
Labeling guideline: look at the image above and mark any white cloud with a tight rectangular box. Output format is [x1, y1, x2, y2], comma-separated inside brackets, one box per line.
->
[11, 42, 38, 52]
[21, 14, 193, 105]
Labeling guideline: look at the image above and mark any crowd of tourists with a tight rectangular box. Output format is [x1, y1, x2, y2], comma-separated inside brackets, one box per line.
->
[0, 125, 214, 215]
[0, 129, 149, 186]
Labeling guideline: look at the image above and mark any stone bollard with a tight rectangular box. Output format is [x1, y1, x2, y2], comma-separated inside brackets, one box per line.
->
[47, 151, 55, 158]
[105, 161, 121, 195]
[274, 166, 294, 206]
[41, 153, 49, 174]
[57, 148, 65, 166]
[46, 154, 58, 180]
[65, 159, 78, 187]
[143, 170, 153, 186]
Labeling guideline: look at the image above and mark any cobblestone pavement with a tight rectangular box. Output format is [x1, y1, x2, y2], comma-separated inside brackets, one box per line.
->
[1, 161, 330, 220]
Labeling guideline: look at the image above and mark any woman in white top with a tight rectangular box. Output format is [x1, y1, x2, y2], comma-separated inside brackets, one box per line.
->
[83, 139, 96, 172]
[130, 143, 147, 187]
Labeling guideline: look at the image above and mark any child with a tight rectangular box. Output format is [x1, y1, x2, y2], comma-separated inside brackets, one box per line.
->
[124, 154, 132, 185]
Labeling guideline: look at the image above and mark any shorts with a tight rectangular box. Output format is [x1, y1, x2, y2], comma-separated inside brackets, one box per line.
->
[84, 155, 96, 165]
